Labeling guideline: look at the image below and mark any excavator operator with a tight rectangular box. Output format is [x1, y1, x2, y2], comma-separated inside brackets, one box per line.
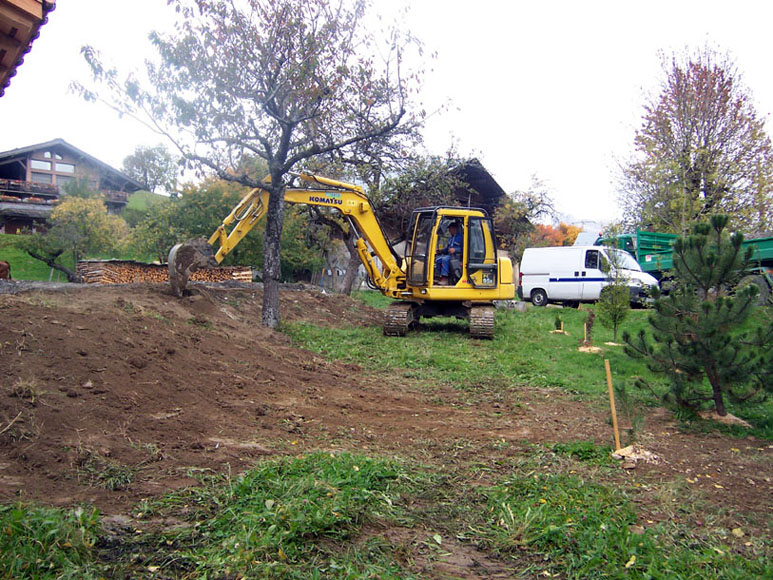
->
[435, 221, 463, 285]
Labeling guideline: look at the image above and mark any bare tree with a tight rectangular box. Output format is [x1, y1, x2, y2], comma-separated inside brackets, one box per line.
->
[77, 0, 423, 328]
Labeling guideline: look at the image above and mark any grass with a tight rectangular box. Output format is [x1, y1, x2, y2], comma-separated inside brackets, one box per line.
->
[0, 504, 102, 579]
[5, 451, 770, 578]
[0, 234, 74, 281]
[285, 304, 665, 402]
[121, 452, 421, 579]
[76, 447, 135, 491]
[286, 299, 773, 439]
[474, 470, 770, 579]
[125, 190, 166, 212]
[0, 233, 155, 281]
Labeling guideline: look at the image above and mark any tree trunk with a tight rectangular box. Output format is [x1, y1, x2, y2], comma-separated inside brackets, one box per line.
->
[341, 233, 361, 295]
[706, 366, 727, 416]
[26, 249, 79, 283]
[261, 185, 285, 329]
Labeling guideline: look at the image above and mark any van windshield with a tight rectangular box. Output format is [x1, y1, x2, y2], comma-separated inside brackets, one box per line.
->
[608, 249, 641, 271]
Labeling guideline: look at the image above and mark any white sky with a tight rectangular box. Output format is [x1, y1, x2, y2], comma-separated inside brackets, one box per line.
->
[1, 0, 772, 227]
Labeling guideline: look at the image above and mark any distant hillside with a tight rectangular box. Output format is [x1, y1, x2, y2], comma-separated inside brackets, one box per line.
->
[126, 190, 168, 211]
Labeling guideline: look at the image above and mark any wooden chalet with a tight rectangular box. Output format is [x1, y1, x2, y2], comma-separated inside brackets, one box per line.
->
[0, 0, 55, 97]
[0, 139, 143, 233]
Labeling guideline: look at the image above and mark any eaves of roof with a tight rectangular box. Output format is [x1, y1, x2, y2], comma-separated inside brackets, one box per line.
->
[0, 1, 56, 97]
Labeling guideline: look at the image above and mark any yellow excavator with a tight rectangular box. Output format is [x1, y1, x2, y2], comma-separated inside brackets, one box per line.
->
[168, 173, 514, 338]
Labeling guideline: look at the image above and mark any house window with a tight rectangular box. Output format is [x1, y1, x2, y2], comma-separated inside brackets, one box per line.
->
[56, 162, 75, 174]
[56, 175, 75, 187]
[30, 159, 52, 171]
[31, 172, 53, 183]
[43, 152, 51, 159]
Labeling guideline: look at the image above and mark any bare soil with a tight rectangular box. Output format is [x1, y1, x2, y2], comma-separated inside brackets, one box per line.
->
[0, 282, 770, 577]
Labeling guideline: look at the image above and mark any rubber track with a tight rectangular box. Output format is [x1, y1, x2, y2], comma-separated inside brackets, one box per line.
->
[383, 302, 415, 336]
[469, 305, 495, 339]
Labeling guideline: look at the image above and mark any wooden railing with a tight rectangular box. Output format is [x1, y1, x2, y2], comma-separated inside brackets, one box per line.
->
[0, 178, 59, 199]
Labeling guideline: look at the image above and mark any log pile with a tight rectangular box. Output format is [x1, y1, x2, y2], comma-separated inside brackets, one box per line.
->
[77, 260, 252, 285]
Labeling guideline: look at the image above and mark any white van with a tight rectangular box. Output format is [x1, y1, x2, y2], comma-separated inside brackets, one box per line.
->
[518, 246, 658, 307]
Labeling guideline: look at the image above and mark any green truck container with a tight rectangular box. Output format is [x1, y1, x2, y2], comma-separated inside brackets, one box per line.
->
[597, 230, 773, 304]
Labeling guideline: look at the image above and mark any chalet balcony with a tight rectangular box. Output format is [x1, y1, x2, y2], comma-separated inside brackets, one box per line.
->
[0, 179, 129, 206]
[0, 178, 60, 201]
[104, 190, 129, 204]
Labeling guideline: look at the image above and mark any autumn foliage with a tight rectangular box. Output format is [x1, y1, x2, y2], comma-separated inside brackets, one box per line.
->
[528, 223, 582, 247]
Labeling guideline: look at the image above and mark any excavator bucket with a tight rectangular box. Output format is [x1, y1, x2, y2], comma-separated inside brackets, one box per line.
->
[168, 237, 218, 297]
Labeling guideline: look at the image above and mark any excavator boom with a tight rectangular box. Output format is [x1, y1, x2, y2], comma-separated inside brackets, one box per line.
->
[168, 173, 405, 297]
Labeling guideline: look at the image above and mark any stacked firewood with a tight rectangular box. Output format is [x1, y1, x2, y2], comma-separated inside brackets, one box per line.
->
[77, 260, 252, 285]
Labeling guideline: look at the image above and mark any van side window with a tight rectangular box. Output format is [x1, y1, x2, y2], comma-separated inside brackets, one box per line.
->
[585, 250, 599, 269]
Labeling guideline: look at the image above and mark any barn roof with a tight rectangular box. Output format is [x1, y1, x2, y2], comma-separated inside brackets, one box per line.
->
[450, 158, 507, 215]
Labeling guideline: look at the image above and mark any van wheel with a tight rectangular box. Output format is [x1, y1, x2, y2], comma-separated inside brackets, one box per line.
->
[531, 288, 548, 307]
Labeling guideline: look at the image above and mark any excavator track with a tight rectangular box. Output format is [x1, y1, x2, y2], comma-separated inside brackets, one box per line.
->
[469, 305, 495, 339]
[383, 302, 416, 336]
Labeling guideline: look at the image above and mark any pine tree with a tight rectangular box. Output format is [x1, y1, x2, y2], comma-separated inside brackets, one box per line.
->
[597, 244, 632, 343]
[624, 215, 771, 416]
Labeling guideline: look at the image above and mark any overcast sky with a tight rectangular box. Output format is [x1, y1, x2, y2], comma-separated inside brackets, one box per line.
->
[1, 0, 772, 228]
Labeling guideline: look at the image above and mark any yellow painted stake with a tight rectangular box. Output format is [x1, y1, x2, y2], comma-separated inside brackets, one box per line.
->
[605, 359, 622, 451]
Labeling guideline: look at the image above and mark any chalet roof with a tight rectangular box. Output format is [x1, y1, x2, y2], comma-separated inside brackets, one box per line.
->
[0, 0, 56, 97]
[0, 138, 143, 192]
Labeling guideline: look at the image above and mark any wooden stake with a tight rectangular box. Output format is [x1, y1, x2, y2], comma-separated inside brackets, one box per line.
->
[584, 323, 587, 343]
[560, 321, 564, 332]
[605, 359, 621, 451]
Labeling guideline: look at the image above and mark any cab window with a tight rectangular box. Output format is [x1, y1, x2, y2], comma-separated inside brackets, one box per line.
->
[585, 250, 599, 269]
[407, 212, 435, 284]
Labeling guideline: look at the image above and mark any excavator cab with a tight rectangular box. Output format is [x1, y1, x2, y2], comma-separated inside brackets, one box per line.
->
[434, 218, 464, 285]
[405, 208, 500, 290]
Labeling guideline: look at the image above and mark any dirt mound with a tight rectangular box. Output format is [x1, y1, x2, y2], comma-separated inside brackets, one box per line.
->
[0, 284, 386, 510]
[1, 282, 769, 531]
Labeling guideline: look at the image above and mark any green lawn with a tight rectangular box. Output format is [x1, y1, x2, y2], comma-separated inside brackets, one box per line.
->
[287, 294, 772, 439]
[0, 234, 74, 281]
[125, 190, 167, 212]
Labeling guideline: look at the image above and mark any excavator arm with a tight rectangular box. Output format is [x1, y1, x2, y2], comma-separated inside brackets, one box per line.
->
[168, 173, 406, 297]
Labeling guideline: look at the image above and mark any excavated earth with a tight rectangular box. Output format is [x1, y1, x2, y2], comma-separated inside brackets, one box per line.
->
[0, 281, 770, 577]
